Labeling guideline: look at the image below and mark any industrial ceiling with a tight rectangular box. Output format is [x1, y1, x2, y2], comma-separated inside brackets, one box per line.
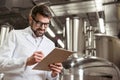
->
[0, 0, 120, 45]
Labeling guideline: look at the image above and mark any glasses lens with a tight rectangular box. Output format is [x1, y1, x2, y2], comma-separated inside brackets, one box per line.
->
[32, 17, 49, 27]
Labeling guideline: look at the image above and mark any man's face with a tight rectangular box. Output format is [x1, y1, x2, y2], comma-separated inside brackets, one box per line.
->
[30, 14, 50, 37]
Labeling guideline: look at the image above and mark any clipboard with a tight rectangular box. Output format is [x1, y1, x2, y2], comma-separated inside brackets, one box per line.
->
[33, 47, 73, 71]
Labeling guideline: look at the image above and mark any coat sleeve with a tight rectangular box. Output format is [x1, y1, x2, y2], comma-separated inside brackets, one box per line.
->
[0, 30, 27, 74]
[45, 71, 59, 80]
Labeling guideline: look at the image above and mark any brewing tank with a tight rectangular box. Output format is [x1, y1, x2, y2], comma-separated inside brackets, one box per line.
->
[95, 34, 120, 70]
[61, 55, 120, 80]
[0, 23, 13, 46]
[63, 15, 120, 80]
[0, 23, 13, 80]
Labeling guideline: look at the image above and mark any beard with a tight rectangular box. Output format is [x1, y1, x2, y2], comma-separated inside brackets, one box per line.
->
[30, 21, 46, 37]
[34, 28, 45, 37]
[31, 26, 46, 37]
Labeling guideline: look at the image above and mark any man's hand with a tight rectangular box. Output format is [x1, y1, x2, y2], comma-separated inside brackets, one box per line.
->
[26, 51, 44, 66]
[49, 63, 63, 77]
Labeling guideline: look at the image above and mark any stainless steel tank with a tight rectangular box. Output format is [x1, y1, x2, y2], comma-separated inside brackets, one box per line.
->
[0, 23, 13, 80]
[61, 55, 120, 80]
[63, 14, 120, 80]
[95, 33, 120, 70]
[0, 23, 13, 46]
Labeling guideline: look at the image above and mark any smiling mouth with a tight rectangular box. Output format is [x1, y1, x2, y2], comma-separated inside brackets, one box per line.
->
[37, 29, 45, 34]
[38, 29, 45, 32]
[33, 28, 46, 37]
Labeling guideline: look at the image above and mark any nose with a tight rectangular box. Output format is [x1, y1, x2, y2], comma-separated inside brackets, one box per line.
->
[40, 24, 46, 29]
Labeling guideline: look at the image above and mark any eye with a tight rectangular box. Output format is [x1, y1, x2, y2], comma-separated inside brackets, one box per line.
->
[44, 23, 49, 26]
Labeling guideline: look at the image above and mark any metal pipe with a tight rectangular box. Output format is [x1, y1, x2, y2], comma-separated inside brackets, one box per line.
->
[0, 25, 10, 46]
[72, 17, 79, 52]
[65, 17, 72, 51]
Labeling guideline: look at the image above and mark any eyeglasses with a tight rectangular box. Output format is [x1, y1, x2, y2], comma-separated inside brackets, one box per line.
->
[32, 17, 49, 28]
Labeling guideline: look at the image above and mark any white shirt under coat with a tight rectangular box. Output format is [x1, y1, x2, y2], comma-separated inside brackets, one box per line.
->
[0, 27, 58, 80]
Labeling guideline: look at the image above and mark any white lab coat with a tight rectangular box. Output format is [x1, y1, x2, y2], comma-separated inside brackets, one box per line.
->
[0, 27, 58, 80]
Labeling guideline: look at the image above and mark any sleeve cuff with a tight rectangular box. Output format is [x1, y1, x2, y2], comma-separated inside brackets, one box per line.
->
[47, 71, 59, 80]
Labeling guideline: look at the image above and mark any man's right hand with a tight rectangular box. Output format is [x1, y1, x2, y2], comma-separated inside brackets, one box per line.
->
[26, 51, 44, 66]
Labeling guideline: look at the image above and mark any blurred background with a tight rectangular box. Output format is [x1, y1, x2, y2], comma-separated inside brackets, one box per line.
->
[0, 0, 120, 80]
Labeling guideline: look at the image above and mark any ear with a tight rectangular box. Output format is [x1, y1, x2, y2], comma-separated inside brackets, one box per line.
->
[29, 14, 32, 25]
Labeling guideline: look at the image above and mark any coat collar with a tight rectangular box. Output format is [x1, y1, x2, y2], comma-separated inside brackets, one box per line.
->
[23, 26, 45, 47]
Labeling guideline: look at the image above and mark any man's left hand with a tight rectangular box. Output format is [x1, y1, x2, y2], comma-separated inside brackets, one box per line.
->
[49, 63, 63, 77]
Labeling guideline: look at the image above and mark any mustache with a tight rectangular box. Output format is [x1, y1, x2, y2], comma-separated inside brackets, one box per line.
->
[36, 28, 45, 31]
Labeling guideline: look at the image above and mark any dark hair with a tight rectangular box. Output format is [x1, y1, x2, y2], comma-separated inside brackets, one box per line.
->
[31, 4, 52, 19]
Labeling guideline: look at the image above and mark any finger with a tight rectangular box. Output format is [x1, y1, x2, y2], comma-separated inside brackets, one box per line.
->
[35, 54, 44, 58]
[34, 52, 44, 58]
[34, 56, 42, 60]
[54, 63, 62, 67]
[49, 64, 63, 72]
[50, 63, 63, 68]
[34, 55, 44, 62]
[51, 67, 62, 73]
[34, 51, 43, 55]
[35, 51, 43, 54]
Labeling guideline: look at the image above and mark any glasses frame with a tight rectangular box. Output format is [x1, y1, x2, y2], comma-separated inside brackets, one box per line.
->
[32, 17, 49, 28]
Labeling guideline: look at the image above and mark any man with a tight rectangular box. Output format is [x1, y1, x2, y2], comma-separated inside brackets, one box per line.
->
[0, 4, 63, 80]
